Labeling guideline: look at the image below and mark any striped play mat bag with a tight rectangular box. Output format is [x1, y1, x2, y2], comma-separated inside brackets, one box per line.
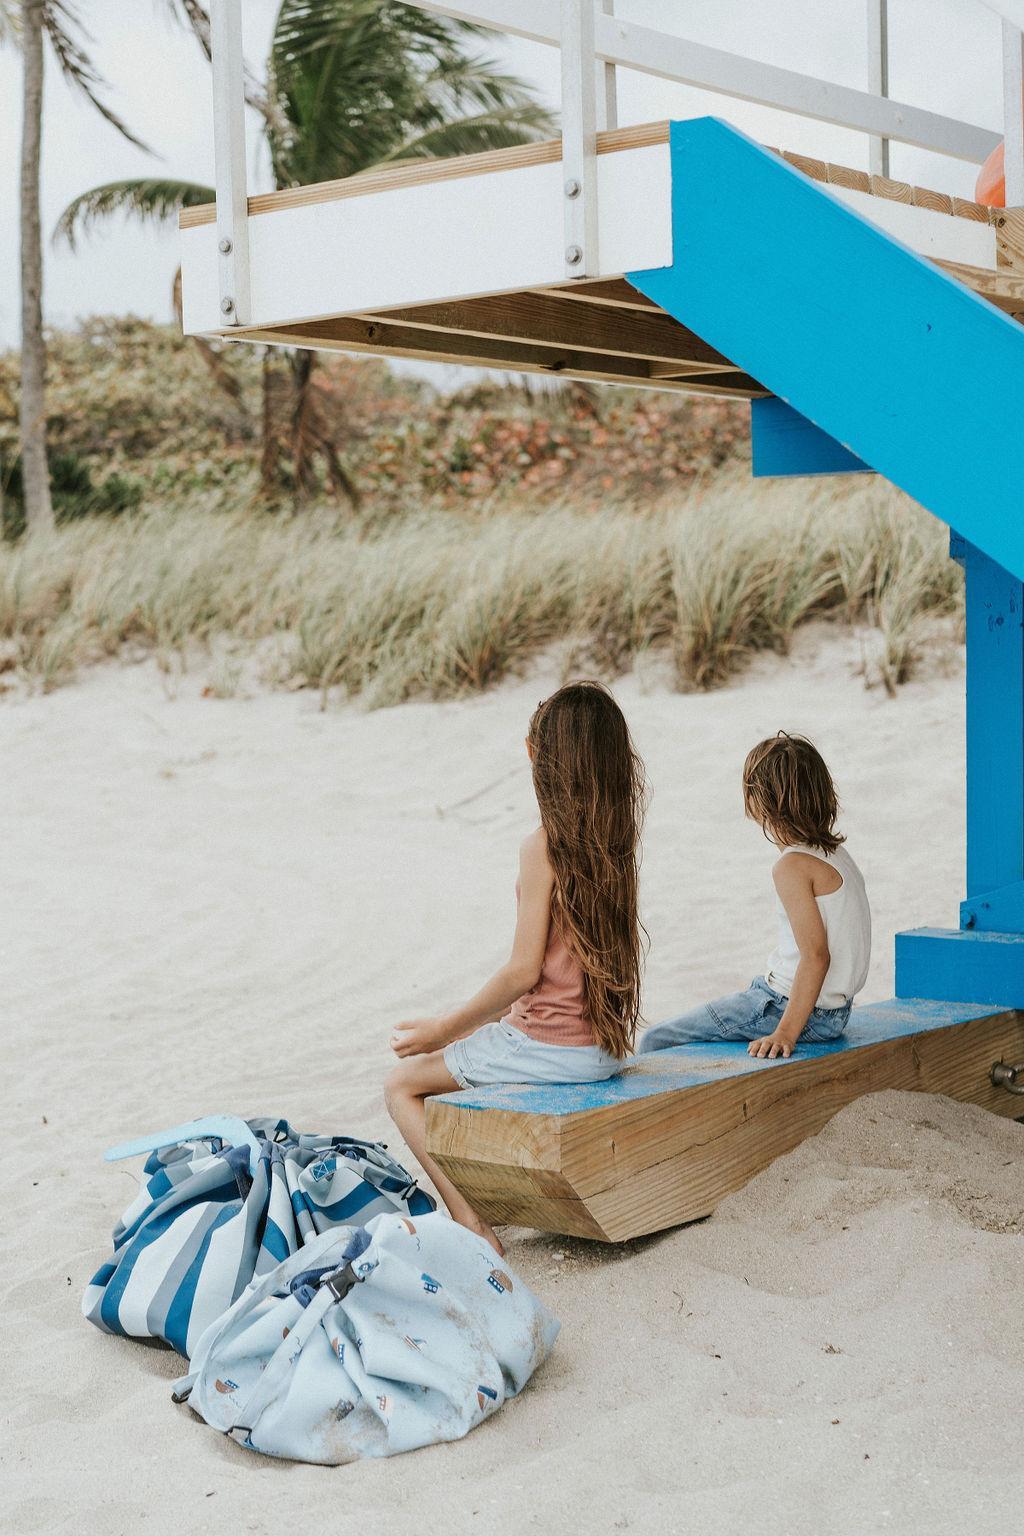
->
[173, 1210, 559, 1463]
[83, 1115, 435, 1358]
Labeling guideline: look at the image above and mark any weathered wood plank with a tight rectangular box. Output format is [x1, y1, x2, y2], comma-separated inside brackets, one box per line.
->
[180, 120, 994, 232]
[426, 1000, 1024, 1242]
[346, 292, 736, 369]
[235, 319, 766, 397]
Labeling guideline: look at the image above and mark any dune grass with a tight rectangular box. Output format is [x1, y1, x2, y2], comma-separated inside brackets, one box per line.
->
[0, 473, 962, 703]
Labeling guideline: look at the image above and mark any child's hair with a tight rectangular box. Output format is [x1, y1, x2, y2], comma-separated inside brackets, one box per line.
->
[742, 732, 844, 854]
[528, 681, 646, 1059]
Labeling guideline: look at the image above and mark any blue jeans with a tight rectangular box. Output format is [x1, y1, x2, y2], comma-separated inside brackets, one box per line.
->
[639, 976, 851, 1052]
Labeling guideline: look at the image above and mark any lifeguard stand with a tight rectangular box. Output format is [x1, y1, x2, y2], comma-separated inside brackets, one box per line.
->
[182, 1, 1024, 1240]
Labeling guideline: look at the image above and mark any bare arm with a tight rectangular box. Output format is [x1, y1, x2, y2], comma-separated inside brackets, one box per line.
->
[748, 856, 830, 1060]
[391, 829, 554, 1058]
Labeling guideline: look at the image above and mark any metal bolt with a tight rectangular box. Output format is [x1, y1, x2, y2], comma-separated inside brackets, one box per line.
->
[218, 237, 233, 254]
[220, 296, 235, 315]
[564, 178, 581, 199]
[565, 244, 583, 266]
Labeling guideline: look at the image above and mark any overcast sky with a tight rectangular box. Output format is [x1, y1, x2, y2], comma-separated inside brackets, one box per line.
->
[0, 0, 1004, 362]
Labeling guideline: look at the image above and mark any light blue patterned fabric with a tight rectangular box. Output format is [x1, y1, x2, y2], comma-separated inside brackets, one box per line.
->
[82, 1117, 435, 1358]
[175, 1211, 559, 1462]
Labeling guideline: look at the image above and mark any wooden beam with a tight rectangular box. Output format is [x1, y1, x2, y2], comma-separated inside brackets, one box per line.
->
[426, 1002, 1024, 1242]
[180, 120, 996, 232]
[538, 279, 662, 310]
[935, 257, 1024, 312]
[238, 320, 766, 397]
[351, 292, 736, 370]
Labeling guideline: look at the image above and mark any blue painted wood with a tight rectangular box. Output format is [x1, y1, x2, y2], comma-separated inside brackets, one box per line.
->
[895, 928, 1024, 1006]
[435, 997, 1005, 1116]
[961, 880, 1024, 932]
[751, 397, 871, 477]
[627, 118, 1024, 584]
[951, 539, 1024, 904]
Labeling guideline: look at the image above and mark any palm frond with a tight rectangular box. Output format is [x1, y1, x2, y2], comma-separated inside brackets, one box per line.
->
[42, 1, 151, 149]
[267, 0, 554, 186]
[0, 2, 21, 44]
[53, 178, 214, 250]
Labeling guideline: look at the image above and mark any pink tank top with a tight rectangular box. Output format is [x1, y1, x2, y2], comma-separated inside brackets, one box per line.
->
[506, 881, 594, 1047]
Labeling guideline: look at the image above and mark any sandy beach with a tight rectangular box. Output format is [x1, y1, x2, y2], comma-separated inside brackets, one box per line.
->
[4, 626, 1022, 1536]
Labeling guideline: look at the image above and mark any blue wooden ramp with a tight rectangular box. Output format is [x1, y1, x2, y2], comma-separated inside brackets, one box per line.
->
[628, 119, 1024, 1010]
[425, 1000, 1024, 1241]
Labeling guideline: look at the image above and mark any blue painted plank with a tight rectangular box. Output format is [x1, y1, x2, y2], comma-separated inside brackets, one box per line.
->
[961, 880, 1024, 932]
[751, 397, 871, 477]
[953, 540, 1024, 904]
[436, 997, 1006, 1116]
[895, 927, 1024, 1006]
[627, 118, 1024, 584]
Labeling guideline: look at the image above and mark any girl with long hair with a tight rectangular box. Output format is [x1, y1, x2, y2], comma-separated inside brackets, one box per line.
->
[385, 681, 646, 1255]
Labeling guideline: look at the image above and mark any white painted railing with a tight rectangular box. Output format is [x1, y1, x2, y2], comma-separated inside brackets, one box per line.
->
[206, 0, 1023, 319]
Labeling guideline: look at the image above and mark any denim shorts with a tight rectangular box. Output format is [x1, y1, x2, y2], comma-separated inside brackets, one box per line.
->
[639, 976, 851, 1053]
[443, 1019, 623, 1089]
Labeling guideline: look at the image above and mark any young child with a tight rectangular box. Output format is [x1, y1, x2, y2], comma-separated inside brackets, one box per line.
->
[385, 680, 646, 1255]
[641, 732, 870, 1061]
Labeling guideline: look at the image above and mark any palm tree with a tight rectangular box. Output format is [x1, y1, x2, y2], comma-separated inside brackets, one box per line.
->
[6, 0, 210, 533]
[56, 0, 555, 505]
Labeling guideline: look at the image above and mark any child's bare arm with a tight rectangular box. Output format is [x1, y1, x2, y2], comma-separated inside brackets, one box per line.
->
[391, 829, 554, 1057]
[748, 857, 830, 1059]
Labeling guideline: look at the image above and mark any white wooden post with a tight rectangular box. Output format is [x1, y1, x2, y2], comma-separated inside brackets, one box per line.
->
[210, 0, 251, 326]
[560, 0, 599, 277]
[1003, 20, 1024, 204]
[597, 0, 617, 132]
[867, 0, 890, 178]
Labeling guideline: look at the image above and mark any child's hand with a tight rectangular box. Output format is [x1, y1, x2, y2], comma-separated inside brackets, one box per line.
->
[747, 1027, 800, 1059]
[390, 1018, 449, 1058]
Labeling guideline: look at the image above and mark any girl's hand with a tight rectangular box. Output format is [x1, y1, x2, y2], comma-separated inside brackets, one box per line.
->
[748, 1026, 800, 1059]
[390, 1018, 450, 1058]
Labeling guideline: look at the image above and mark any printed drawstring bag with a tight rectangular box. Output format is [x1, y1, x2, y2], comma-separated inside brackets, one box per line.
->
[173, 1210, 559, 1462]
[83, 1115, 435, 1357]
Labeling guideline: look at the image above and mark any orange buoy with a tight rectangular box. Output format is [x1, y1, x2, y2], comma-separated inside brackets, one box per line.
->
[976, 141, 1004, 206]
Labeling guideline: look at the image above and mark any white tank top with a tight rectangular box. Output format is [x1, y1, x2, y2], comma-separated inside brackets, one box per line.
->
[765, 844, 871, 1009]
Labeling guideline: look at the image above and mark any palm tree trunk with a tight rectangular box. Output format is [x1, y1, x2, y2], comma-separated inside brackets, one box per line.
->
[290, 350, 319, 505]
[19, 0, 54, 533]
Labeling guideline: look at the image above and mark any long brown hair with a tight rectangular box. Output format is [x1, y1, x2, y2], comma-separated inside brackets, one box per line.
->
[743, 732, 844, 854]
[528, 681, 646, 1058]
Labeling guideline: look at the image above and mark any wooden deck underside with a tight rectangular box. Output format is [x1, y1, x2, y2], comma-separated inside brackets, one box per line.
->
[425, 1001, 1024, 1242]
[182, 121, 1024, 397]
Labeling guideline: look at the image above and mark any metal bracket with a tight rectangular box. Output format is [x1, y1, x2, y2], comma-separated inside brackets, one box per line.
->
[866, 0, 890, 179]
[210, 0, 251, 327]
[991, 1059, 1024, 1093]
[560, 0, 599, 278]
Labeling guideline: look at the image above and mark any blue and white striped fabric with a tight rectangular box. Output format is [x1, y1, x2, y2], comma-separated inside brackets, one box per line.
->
[83, 1118, 435, 1358]
[175, 1211, 559, 1462]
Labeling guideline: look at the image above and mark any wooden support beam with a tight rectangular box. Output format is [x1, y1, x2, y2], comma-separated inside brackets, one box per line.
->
[934, 258, 1024, 313]
[957, 538, 1024, 903]
[349, 292, 736, 370]
[538, 279, 663, 310]
[238, 320, 766, 397]
[426, 1001, 1024, 1241]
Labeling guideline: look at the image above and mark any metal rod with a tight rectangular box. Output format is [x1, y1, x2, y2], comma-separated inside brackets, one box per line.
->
[413, 1, 998, 163]
[210, 0, 251, 326]
[598, 0, 617, 132]
[867, 0, 890, 179]
[1003, 20, 1024, 204]
[560, 0, 599, 277]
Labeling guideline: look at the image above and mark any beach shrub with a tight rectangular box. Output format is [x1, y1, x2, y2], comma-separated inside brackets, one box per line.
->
[0, 472, 962, 697]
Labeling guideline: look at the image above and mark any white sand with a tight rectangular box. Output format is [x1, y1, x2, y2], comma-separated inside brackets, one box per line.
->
[3, 627, 1022, 1535]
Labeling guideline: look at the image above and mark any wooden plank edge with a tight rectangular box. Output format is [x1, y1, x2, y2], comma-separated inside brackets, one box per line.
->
[229, 325, 767, 397]
[179, 123, 995, 230]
